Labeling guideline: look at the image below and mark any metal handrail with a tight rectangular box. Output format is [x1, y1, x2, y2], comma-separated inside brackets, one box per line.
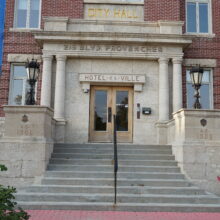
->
[113, 115, 118, 204]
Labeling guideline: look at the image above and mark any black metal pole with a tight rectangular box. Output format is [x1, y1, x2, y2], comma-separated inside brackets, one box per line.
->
[26, 79, 36, 105]
[113, 115, 118, 204]
[193, 86, 201, 109]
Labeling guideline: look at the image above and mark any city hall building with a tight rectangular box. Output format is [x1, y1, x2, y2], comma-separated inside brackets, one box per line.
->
[0, 0, 220, 211]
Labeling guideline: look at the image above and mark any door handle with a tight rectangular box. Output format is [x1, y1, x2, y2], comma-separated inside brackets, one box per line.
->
[108, 107, 112, 123]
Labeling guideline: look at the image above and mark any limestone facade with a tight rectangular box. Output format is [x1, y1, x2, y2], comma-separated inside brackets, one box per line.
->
[0, 0, 220, 195]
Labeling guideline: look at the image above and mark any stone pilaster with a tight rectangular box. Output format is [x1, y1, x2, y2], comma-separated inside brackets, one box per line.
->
[158, 57, 169, 121]
[54, 55, 67, 121]
[40, 55, 53, 106]
[172, 58, 183, 113]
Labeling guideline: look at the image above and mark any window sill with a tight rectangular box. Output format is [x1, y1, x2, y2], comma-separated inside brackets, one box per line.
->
[184, 33, 216, 38]
[84, 0, 144, 5]
[9, 28, 42, 33]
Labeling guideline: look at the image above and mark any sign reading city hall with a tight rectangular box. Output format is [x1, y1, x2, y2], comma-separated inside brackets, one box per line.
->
[84, 3, 144, 21]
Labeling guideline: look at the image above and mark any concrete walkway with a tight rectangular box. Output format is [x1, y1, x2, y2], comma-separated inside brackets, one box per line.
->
[27, 210, 220, 220]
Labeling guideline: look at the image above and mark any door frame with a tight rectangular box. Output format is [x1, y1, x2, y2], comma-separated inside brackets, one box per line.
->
[89, 86, 133, 143]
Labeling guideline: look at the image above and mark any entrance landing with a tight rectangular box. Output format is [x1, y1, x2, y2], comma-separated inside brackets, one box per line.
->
[27, 210, 220, 220]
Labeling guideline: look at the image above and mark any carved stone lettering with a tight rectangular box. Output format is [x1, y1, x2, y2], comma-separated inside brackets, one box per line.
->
[17, 124, 33, 136]
[84, 4, 144, 21]
[79, 74, 145, 84]
[64, 44, 163, 54]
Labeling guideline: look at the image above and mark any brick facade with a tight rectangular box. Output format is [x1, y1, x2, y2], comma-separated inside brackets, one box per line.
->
[0, 0, 219, 115]
[144, 0, 181, 21]
[0, 0, 84, 116]
[182, 0, 220, 108]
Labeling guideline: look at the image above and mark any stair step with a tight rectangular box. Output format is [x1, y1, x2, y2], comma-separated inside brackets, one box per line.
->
[16, 193, 220, 204]
[17, 201, 220, 212]
[47, 164, 180, 173]
[51, 153, 175, 160]
[49, 158, 178, 166]
[24, 185, 206, 195]
[44, 171, 185, 179]
[53, 148, 172, 155]
[54, 144, 172, 150]
[16, 143, 220, 212]
[41, 177, 191, 187]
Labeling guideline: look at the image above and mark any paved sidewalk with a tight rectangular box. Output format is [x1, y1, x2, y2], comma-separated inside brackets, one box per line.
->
[27, 210, 220, 220]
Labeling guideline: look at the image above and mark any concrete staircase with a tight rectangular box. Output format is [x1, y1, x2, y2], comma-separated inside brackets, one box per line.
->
[16, 144, 220, 212]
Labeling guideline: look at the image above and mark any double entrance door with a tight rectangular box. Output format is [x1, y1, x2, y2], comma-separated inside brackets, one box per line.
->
[89, 86, 133, 143]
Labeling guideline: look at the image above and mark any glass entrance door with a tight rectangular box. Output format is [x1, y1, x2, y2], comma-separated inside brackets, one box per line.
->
[89, 86, 133, 142]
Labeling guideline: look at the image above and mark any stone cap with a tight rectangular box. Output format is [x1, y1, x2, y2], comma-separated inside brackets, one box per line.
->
[3, 106, 54, 117]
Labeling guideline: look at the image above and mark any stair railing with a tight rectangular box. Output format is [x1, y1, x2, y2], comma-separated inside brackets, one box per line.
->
[113, 114, 118, 204]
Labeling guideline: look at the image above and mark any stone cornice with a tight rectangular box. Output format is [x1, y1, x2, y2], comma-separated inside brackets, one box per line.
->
[43, 17, 184, 28]
[33, 31, 192, 47]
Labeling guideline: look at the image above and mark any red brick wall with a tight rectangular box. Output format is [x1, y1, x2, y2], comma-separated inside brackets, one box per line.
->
[0, 0, 220, 117]
[42, 0, 83, 19]
[144, 0, 181, 21]
[0, 0, 83, 116]
[182, 0, 220, 109]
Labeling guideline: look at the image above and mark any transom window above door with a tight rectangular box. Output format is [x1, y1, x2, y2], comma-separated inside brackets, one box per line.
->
[14, 0, 41, 28]
[186, 0, 212, 34]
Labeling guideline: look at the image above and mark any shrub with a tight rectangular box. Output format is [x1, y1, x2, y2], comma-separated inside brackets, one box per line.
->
[0, 165, 30, 220]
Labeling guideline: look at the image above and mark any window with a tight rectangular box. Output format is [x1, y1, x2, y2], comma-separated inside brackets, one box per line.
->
[14, 0, 41, 28]
[186, 69, 213, 109]
[9, 65, 30, 105]
[186, 0, 211, 33]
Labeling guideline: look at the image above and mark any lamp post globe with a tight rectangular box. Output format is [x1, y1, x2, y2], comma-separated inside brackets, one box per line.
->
[25, 59, 40, 105]
[190, 66, 204, 109]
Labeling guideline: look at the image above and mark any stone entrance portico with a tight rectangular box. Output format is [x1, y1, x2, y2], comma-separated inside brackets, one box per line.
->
[34, 17, 191, 144]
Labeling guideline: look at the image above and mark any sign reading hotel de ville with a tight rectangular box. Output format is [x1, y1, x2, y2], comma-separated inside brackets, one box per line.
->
[79, 74, 146, 84]
[84, 3, 144, 21]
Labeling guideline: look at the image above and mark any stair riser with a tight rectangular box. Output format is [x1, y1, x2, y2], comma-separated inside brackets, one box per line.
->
[17, 203, 220, 212]
[54, 145, 172, 150]
[16, 195, 114, 203]
[44, 172, 185, 179]
[51, 154, 175, 160]
[47, 165, 180, 173]
[49, 159, 112, 166]
[117, 197, 220, 204]
[26, 187, 205, 195]
[49, 159, 178, 166]
[41, 179, 190, 187]
[16, 195, 220, 204]
[53, 149, 172, 155]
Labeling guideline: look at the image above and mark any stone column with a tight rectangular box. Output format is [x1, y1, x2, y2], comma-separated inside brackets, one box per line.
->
[54, 55, 67, 120]
[158, 57, 169, 121]
[41, 55, 53, 106]
[173, 58, 183, 113]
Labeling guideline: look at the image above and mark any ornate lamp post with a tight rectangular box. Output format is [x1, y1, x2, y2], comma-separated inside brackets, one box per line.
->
[190, 66, 204, 109]
[25, 59, 40, 105]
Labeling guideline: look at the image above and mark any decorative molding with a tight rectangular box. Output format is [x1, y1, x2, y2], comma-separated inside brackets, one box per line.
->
[7, 54, 42, 63]
[183, 59, 217, 68]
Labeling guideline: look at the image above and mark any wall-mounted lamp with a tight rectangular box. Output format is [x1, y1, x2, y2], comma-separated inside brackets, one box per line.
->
[190, 66, 204, 109]
[25, 59, 40, 105]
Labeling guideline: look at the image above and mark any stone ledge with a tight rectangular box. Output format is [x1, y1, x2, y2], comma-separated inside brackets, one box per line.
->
[84, 0, 144, 5]
[183, 59, 217, 68]
[3, 105, 53, 116]
[7, 54, 42, 63]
